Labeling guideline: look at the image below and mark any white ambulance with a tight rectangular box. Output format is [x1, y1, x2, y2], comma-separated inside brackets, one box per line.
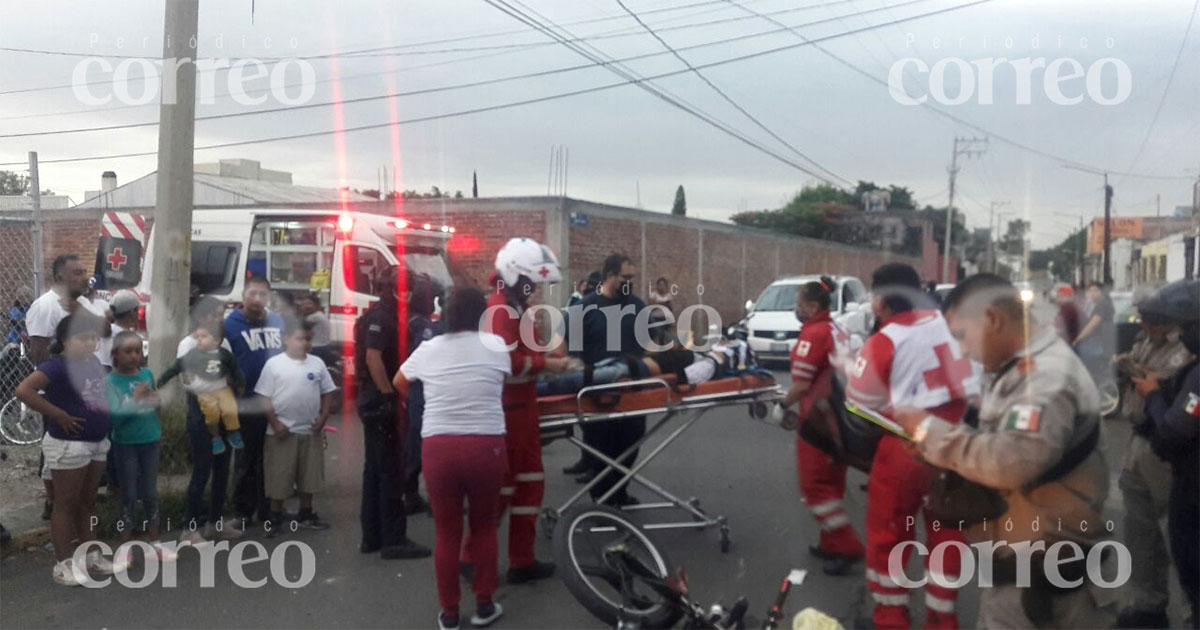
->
[95, 208, 454, 344]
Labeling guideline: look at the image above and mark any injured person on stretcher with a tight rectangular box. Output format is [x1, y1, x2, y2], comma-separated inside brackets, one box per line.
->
[536, 339, 754, 396]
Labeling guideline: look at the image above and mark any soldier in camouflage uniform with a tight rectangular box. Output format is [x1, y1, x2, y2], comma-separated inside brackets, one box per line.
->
[894, 274, 1117, 629]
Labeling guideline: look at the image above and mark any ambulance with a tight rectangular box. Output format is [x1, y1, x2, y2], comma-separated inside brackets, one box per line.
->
[93, 208, 454, 345]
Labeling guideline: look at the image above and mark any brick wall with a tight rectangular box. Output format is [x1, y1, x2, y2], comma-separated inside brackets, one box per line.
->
[0, 198, 925, 329]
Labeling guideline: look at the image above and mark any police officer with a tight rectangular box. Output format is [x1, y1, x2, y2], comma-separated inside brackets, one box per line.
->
[894, 274, 1116, 629]
[401, 274, 439, 515]
[1131, 279, 1200, 629]
[1113, 298, 1192, 629]
[355, 265, 431, 560]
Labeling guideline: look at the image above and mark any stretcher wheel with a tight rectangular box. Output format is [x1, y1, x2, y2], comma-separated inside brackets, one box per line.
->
[749, 401, 768, 419]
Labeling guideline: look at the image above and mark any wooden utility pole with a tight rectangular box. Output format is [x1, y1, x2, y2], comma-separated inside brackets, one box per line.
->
[28, 152, 44, 296]
[147, 0, 199, 381]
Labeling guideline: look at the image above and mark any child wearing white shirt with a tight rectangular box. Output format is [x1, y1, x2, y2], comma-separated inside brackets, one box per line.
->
[254, 318, 336, 535]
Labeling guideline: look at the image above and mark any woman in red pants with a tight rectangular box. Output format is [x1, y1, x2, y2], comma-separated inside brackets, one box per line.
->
[395, 287, 512, 630]
[771, 277, 865, 576]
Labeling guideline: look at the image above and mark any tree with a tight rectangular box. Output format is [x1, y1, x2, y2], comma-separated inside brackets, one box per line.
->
[730, 186, 833, 239]
[671, 185, 687, 216]
[0, 170, 28, 195]
[1030, 228, 1087, 280]
[360, 189, 382, 200]
[472, 171, 478, 198]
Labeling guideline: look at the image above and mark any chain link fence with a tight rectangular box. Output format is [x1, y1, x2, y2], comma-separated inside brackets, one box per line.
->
[0, 217, 41, 444]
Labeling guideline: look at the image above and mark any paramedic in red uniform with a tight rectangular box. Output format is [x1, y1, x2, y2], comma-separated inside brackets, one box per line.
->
[481, 237, 570, 583]
[846, 263, 979, 630]
[773, 277, 865, 576]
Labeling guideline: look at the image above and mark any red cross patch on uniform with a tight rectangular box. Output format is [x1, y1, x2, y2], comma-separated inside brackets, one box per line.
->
[797, 340, 812, 357]
[852, 356, 868, 379]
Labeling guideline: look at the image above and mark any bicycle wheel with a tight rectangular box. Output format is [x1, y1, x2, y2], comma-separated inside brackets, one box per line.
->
[552, 504, 683, 629]
[0, 396, 43, 445]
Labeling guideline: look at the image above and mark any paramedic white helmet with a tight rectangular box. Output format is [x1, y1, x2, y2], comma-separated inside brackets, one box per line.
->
[495, 237, 562, 286]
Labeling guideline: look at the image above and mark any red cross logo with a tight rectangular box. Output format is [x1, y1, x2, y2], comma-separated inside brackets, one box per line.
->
[107, 248, 128, 271]
[923, 342, 972, 399]
[537, 266, 550, 278]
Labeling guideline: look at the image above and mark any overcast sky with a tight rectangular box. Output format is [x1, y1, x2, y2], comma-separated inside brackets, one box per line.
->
[1, 0, 1197, 248]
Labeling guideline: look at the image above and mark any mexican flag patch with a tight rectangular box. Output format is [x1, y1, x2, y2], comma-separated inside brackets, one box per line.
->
[1186, 393, 1200, 418]
[1005, 405, 1042, 432]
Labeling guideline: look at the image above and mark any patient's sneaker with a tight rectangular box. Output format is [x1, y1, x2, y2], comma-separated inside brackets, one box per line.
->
[227, 431, 245, 450]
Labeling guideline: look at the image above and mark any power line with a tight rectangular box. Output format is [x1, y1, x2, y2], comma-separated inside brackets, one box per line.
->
[1118, 0, 1198, 181]
[0, 0, 855, 65]
[721, 0, 1196, 183]
[0, 0, 887, 99]
[0, 0, 937, 139]
[611, 0, 849, 183]
[487, 0, 838, 181]
[0, 0, 1001, 167]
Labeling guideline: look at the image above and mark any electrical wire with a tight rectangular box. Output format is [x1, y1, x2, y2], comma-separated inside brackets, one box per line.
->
[0, 0, 1005, 168]
[0, 0, 937, 138]
[610, 0, 850, 183]
[1118, 0, 1198, 181]
[720, 0, 1195, 182]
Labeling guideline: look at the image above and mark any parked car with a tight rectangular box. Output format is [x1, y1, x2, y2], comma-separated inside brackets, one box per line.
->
[736, 275, 868, 365]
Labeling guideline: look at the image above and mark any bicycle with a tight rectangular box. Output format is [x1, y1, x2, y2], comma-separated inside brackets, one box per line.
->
[553, 503, 806, 629]
[0, 342, 42, 445]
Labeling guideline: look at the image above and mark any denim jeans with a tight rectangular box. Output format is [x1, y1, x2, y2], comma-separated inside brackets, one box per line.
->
[536, 357, 641, 396]
[186, 394, 231, 528]
[112, 441, 160, 531]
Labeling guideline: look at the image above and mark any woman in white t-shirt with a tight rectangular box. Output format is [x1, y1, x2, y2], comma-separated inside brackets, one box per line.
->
[395, 287, 511, 630]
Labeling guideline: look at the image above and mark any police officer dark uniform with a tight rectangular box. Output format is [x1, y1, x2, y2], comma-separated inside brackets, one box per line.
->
[401, 274, 439, 514]
[895, 274, 1117, 629]
[355, 265, 431, 559]
[1132, 279, 1200, 629]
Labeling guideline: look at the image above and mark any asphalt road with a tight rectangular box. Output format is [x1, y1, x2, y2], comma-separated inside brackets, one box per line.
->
[1, 359, 1164, 629]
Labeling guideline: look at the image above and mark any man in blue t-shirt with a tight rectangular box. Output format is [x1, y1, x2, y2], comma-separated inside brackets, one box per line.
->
[225, 276, 285, 524]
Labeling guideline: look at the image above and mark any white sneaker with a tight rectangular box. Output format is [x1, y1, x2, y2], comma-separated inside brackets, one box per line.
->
[204, 519, 244, 540]
[153, 542, 179, 563]
[111, 547, 134, 573]
[178, 529, 210, 547]
[51, 559, 86, 586]
[86, 549, 123, 575]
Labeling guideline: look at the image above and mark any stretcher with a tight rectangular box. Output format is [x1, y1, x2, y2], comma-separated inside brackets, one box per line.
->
[538, 372, 782, 552]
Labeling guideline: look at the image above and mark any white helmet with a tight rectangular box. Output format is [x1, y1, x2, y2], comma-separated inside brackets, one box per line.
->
[495, 237, 562, 286]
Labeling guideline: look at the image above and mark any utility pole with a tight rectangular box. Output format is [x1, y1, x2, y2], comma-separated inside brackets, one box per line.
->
[147, 0, 200, 383]
[1156, 193, 1160, 217]
[28, 152, 43, 296]
[988, 200, 1010, 274]
[943, 136, 988, 283]
[1103, 173, 1113, 285]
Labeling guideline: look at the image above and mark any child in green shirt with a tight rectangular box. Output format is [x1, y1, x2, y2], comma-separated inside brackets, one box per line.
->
[105, 331, 175, 568]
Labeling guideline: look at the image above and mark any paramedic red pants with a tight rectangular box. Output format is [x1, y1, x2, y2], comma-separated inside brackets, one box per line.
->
[499, 394, 544, 569]
[424, 435, 507, 613]
[795, 435, 864, 558]
[866, 435, 964, 630]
